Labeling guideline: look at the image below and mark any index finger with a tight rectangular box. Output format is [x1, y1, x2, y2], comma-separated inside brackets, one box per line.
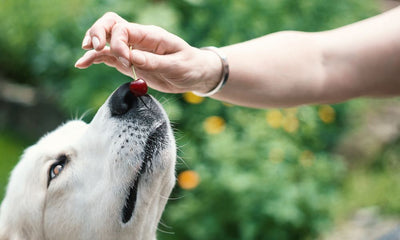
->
[82, 12, 127, 50]
[109, 23, 188, 59]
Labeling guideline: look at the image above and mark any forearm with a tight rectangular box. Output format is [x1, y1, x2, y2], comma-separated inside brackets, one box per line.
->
[207, 7, 400, 108]
[213, 31, 326, 108]
[316, 6, 400, 101]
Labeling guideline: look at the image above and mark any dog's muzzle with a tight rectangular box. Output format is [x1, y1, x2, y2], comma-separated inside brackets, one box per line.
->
[108, 82, 169, 224]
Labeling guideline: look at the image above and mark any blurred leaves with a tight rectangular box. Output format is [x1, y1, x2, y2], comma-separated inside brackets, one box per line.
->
[164, 99, 349, 239]
[0, 132, 29, 201]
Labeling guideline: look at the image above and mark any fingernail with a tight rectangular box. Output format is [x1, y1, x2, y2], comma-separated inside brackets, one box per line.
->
[92, 37, 100, 49]
[118, 57, 130, 68]
[82, 36, 90, 48]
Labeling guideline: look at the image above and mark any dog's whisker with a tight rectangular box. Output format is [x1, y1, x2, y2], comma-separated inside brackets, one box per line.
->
[157, 219, 175, 235]
[176, 155, 191, 169]
[159, 219, 173, 229]
[136, 107, 149, 113]
[78, 109, 94, 120]
[158, 95, 179, 106]
[176, 143, 187, 152]
[161, 194, 185, 201]
[156, 227, 175, 235]
[138, 96, 150, 109]
[69, 108, 94, 121]
[158, 219, 173, 229]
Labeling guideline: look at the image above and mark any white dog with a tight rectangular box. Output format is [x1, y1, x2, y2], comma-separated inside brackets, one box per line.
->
[0, 83, 176, 240]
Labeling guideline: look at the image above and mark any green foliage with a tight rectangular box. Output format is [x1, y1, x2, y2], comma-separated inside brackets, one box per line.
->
[0, 132, 28, 201]
[171, 0, 378, 46]
[162, 100, 348, 240]
[334, 169, 400, 220]
[0, 0, 381, 239]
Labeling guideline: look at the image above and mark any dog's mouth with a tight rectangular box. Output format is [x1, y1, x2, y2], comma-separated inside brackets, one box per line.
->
[121, 122, 168, 224]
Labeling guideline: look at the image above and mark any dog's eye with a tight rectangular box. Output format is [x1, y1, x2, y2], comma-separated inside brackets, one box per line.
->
[50, 164, 64, 179]
[48, 154, 68, 182]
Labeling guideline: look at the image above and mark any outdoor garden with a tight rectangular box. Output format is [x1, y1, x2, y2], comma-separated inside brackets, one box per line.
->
[0, 0, 399, 239]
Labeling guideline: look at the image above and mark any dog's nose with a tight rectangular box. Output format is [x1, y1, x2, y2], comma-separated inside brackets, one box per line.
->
[109, 83, 138, 116]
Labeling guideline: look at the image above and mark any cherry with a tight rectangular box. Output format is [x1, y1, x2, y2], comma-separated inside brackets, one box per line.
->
[129, 78, 148, 97]
[127, 53, 148, 97]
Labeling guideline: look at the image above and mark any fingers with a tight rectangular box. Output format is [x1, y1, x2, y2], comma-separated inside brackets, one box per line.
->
[123, 24, 187, 54]
[75, 47, 133, 77]
[107, 22, 132, 66]
[77, 12, 193, 90]
[75, 46, 173, 73]
[130, 49, 172, 72]
[81, 12, 126, 51]
[80, 12, 188, 65]
[75, 47, 115, 68]
[106, 23, 158, 64]
[75, 50, 97, 68]
[108, 23, 188, 67]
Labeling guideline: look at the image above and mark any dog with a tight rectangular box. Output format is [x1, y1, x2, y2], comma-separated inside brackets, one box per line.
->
[0, 82, 176, 240]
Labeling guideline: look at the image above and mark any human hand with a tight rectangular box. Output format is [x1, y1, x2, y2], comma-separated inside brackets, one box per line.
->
[75, 12, 221, 94]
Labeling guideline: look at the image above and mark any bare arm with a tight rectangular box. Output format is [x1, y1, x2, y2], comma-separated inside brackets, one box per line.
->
[76, 8, 400, 108]
[210, 7, 400, 108]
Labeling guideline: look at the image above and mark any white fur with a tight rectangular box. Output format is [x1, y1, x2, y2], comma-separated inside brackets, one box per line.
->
[0, 94, 176, 240]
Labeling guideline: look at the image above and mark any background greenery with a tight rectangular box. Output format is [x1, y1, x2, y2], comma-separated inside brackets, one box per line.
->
[0, 0, 399, 239]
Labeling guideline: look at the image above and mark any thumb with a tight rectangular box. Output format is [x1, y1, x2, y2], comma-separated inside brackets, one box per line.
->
[130, 49, 172, 72]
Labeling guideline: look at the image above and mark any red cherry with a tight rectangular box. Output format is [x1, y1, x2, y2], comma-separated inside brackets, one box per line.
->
[129, 78, 148, 97]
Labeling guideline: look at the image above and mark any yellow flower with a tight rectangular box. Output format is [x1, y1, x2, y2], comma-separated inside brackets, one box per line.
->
[178, 170, 200, 190]
[269, 148, 285, 164]
[266, 110, 283, 128]
[282, 116, 299, 133]
[203, 116, 226, 134]
[183, 92, 204, 104]
[318, 105, 335, 124]
[298, 150, 314, 167]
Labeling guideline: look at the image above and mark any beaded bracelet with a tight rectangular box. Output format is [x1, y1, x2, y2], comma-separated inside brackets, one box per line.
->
[193, 46, 230, 97]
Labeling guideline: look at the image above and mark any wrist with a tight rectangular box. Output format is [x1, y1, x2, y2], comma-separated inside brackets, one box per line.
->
[193, 47, 229, 96]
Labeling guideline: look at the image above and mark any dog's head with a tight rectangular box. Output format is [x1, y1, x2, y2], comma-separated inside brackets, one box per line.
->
[0, 83, 176, 240]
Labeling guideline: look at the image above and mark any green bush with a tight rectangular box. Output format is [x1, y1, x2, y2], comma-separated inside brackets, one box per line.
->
[0, 0, 380, 239]
[161, 100, 348, 240]
[0, 132, 28, 201]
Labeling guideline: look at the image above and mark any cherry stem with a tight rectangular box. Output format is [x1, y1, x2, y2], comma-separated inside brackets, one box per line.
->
[129, 46, 138, 80]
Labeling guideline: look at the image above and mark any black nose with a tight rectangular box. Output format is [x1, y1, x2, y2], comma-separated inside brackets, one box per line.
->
[109, 83, 138, 116]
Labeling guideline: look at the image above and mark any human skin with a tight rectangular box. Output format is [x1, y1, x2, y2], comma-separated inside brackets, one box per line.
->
[75, 7, 400, 108]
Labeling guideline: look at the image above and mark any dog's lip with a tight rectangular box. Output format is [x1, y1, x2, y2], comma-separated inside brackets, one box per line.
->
[121, 122, 168, 224]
